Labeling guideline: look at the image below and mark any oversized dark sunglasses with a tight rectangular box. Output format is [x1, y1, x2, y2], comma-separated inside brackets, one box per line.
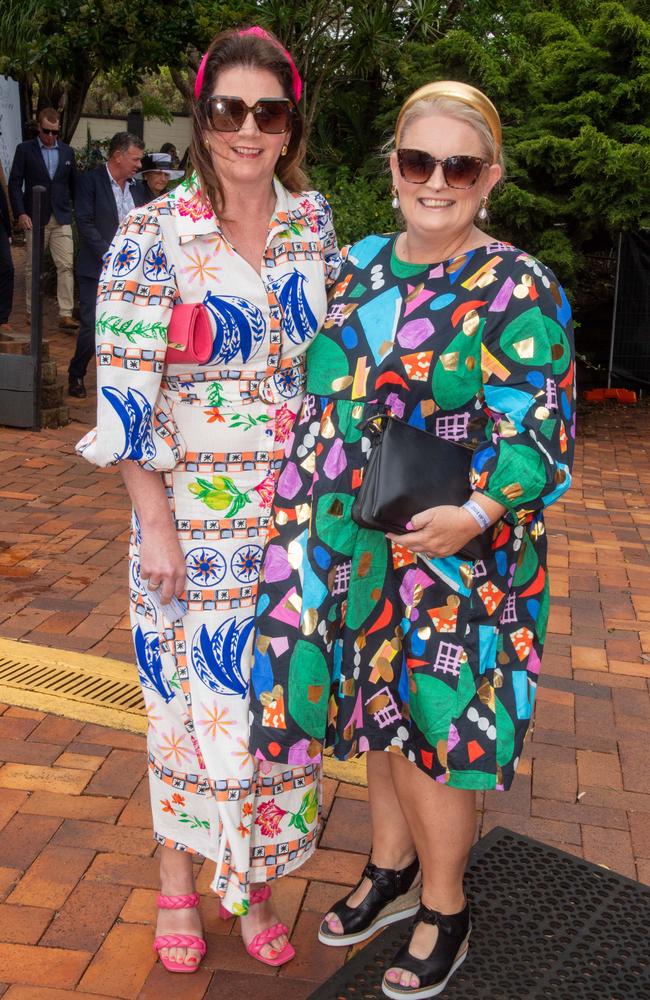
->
[397, 148, 487, 188]
[206, 95, 295, 134]
[41, 128, 60, 136]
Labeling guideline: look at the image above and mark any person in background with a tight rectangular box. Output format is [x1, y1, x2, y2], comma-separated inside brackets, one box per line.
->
[160, 142, 180, 168]
[249, 80, 576, 1000]
[137, 152, 184, 202]
[0, 174, 13, 332]
[68, 132, 147, 398]
[8, 107, 77, 331]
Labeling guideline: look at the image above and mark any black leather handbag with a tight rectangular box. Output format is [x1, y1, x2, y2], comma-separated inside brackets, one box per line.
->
[351, 413, 494, 562]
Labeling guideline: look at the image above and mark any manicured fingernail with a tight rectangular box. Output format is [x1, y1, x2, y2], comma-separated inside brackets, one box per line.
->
[405, 520, 413, 530]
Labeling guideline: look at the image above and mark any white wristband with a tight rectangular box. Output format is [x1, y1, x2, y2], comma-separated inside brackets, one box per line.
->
[462, 498, 491, 533]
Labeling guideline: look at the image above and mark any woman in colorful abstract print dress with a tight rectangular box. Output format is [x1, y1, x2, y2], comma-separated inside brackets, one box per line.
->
[250, 81, 575, 997]
[77, 28, 340, 974]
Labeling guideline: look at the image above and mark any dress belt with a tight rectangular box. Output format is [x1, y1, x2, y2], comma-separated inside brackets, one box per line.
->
[161, 356, 306, 405]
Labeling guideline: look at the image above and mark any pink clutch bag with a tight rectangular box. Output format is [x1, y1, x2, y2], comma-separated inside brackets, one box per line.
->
[165, 303, 213, 365]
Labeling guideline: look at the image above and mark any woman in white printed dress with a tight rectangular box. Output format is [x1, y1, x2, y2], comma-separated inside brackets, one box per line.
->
[77, 27, 341, 974]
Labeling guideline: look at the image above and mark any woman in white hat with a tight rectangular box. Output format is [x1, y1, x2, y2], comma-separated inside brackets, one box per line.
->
[137, 151, 185, 201]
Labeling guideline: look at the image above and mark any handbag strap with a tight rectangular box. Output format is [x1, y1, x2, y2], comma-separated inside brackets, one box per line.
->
[359, 411, 389, 437]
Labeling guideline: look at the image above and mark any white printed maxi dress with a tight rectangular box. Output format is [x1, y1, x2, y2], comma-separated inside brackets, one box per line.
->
[77, 175, 341, 912]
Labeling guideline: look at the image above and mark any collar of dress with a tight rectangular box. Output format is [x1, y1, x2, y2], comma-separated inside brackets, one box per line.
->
[170, 173, 315, 245]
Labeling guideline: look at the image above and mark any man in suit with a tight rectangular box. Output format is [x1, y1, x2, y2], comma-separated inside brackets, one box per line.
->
[68, 132, 147, 398]
[8, 107, 78, 331]
[0, 174, 13, 331]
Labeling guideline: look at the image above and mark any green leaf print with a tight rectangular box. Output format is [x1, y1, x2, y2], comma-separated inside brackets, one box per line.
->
[288, 787, 318, 835]
[207, 382, 226, 407]
[229, 412, 271, 431]
[188, 474, 252, 517]
[277, 221, 304, 239]
[231, 900, 249, 916]
[169, 672, 181, 691]
[178, 812, 210, 830]
[96, 313, 167, 344]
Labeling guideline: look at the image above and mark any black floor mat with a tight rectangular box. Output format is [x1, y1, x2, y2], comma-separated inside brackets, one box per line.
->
[307, 827, 650, 1000]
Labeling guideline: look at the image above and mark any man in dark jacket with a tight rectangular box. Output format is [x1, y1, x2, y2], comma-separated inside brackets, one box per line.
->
[8, 107, 77, 331]
[0, 178, 13, 330]
[68, 131, 147, 398]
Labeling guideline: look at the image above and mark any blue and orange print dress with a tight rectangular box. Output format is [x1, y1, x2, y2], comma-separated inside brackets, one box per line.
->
[249, 234, 575, 792]
[77, 175, 341, 912]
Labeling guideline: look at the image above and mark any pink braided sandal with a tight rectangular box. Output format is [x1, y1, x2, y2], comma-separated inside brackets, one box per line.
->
[220, 884, 295, 967]
[153, 892, 206, 974]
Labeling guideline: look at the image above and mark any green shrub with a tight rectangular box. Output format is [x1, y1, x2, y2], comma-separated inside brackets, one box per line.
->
[309, 165, 396, 247]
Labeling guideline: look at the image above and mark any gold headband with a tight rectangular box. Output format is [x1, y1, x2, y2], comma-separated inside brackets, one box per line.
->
[395, 81, 502, 156]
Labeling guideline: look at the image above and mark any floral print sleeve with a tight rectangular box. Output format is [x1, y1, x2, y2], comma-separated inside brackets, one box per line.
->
[471, 257, 575, 518]
[309, 191, 343, 288]
[76, 207, 184, 470]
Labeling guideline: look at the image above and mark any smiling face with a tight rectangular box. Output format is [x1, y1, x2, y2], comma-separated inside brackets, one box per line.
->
[205, 65, 290, 192]
[390, 113, 502, 252]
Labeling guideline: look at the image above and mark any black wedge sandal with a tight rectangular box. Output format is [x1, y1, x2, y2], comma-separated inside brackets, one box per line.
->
[381, 901, 471, 999]
[318, 857, 421, 947]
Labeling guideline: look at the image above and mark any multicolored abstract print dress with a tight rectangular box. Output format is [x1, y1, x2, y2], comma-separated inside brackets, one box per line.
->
[249, 234, 575, 792]
[77, 175, 341, 911]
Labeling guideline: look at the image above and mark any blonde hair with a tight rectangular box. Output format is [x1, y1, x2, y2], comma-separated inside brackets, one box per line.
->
[397, 96, 505, 175]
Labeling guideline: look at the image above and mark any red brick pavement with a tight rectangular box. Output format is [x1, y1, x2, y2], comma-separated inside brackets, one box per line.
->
[0, 289, 650, 996]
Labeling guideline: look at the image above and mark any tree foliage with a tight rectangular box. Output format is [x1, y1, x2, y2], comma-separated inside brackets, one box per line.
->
[1, 0, 647, 327]
[303, 0, 650, 308]
[0, 0, 194, 140]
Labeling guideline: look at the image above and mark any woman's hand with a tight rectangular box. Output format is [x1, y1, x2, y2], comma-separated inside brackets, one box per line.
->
[139, 522, 187, 604]
[387, 505, 482, 559]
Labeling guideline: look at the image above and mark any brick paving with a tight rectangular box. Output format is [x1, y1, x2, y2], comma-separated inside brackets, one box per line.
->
[0, 284, 650, 996]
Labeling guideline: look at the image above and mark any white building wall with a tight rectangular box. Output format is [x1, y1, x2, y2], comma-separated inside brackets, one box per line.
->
[72, 115, 192, 158]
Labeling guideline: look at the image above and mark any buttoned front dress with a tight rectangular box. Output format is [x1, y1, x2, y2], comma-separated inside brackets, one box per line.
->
[77, 175, 341, 912]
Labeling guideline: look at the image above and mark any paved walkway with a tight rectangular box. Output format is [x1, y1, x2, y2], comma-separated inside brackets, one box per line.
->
[0, 296, 649, 998]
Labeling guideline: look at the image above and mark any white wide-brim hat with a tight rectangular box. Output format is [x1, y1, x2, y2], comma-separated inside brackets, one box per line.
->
[136, 152, 184, 180]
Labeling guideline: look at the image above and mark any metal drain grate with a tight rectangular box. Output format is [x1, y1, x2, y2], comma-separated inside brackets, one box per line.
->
[308, 828, 650, 1000]
[0, 638, 367, 784]
[0, 638, 146, 733]
[0, 657, 144, 710]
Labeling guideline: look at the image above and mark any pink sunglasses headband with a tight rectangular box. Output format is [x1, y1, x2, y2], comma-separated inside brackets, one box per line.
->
[194, 26, 303, 103]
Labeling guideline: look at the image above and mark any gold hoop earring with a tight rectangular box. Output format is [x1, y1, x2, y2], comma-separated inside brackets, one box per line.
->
[280, 144, 288, 157]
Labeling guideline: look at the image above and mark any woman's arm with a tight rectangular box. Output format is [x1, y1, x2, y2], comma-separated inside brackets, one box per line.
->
[471, 260, 575, 517]
[120, 462, 186, 604]
[76, 205, 183, 470]
[389, 259, 574, 559]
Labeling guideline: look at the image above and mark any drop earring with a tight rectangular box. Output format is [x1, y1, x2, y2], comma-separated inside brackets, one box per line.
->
[391, 187, 400, 210]
[477, 197, 488, 221]
[280, 144, 288, 156]
[203, 137, 210, 149]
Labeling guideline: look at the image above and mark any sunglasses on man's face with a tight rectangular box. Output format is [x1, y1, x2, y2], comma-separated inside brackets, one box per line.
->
[206, 95, 295, 134]
[41, 128, 60, 137]
[397, 149, 487, 189]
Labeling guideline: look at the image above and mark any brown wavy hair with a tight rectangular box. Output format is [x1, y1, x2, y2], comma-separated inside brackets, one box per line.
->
[188, 28, 308, 217]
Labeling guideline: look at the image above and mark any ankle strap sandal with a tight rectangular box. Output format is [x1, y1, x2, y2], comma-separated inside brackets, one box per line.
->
[318, 856, 421, 948]
[381, 901, 471, 999]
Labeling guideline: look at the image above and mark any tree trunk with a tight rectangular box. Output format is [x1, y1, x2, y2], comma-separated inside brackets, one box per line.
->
[169, 66, 193, 112]
[61, 72, 97, 145]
